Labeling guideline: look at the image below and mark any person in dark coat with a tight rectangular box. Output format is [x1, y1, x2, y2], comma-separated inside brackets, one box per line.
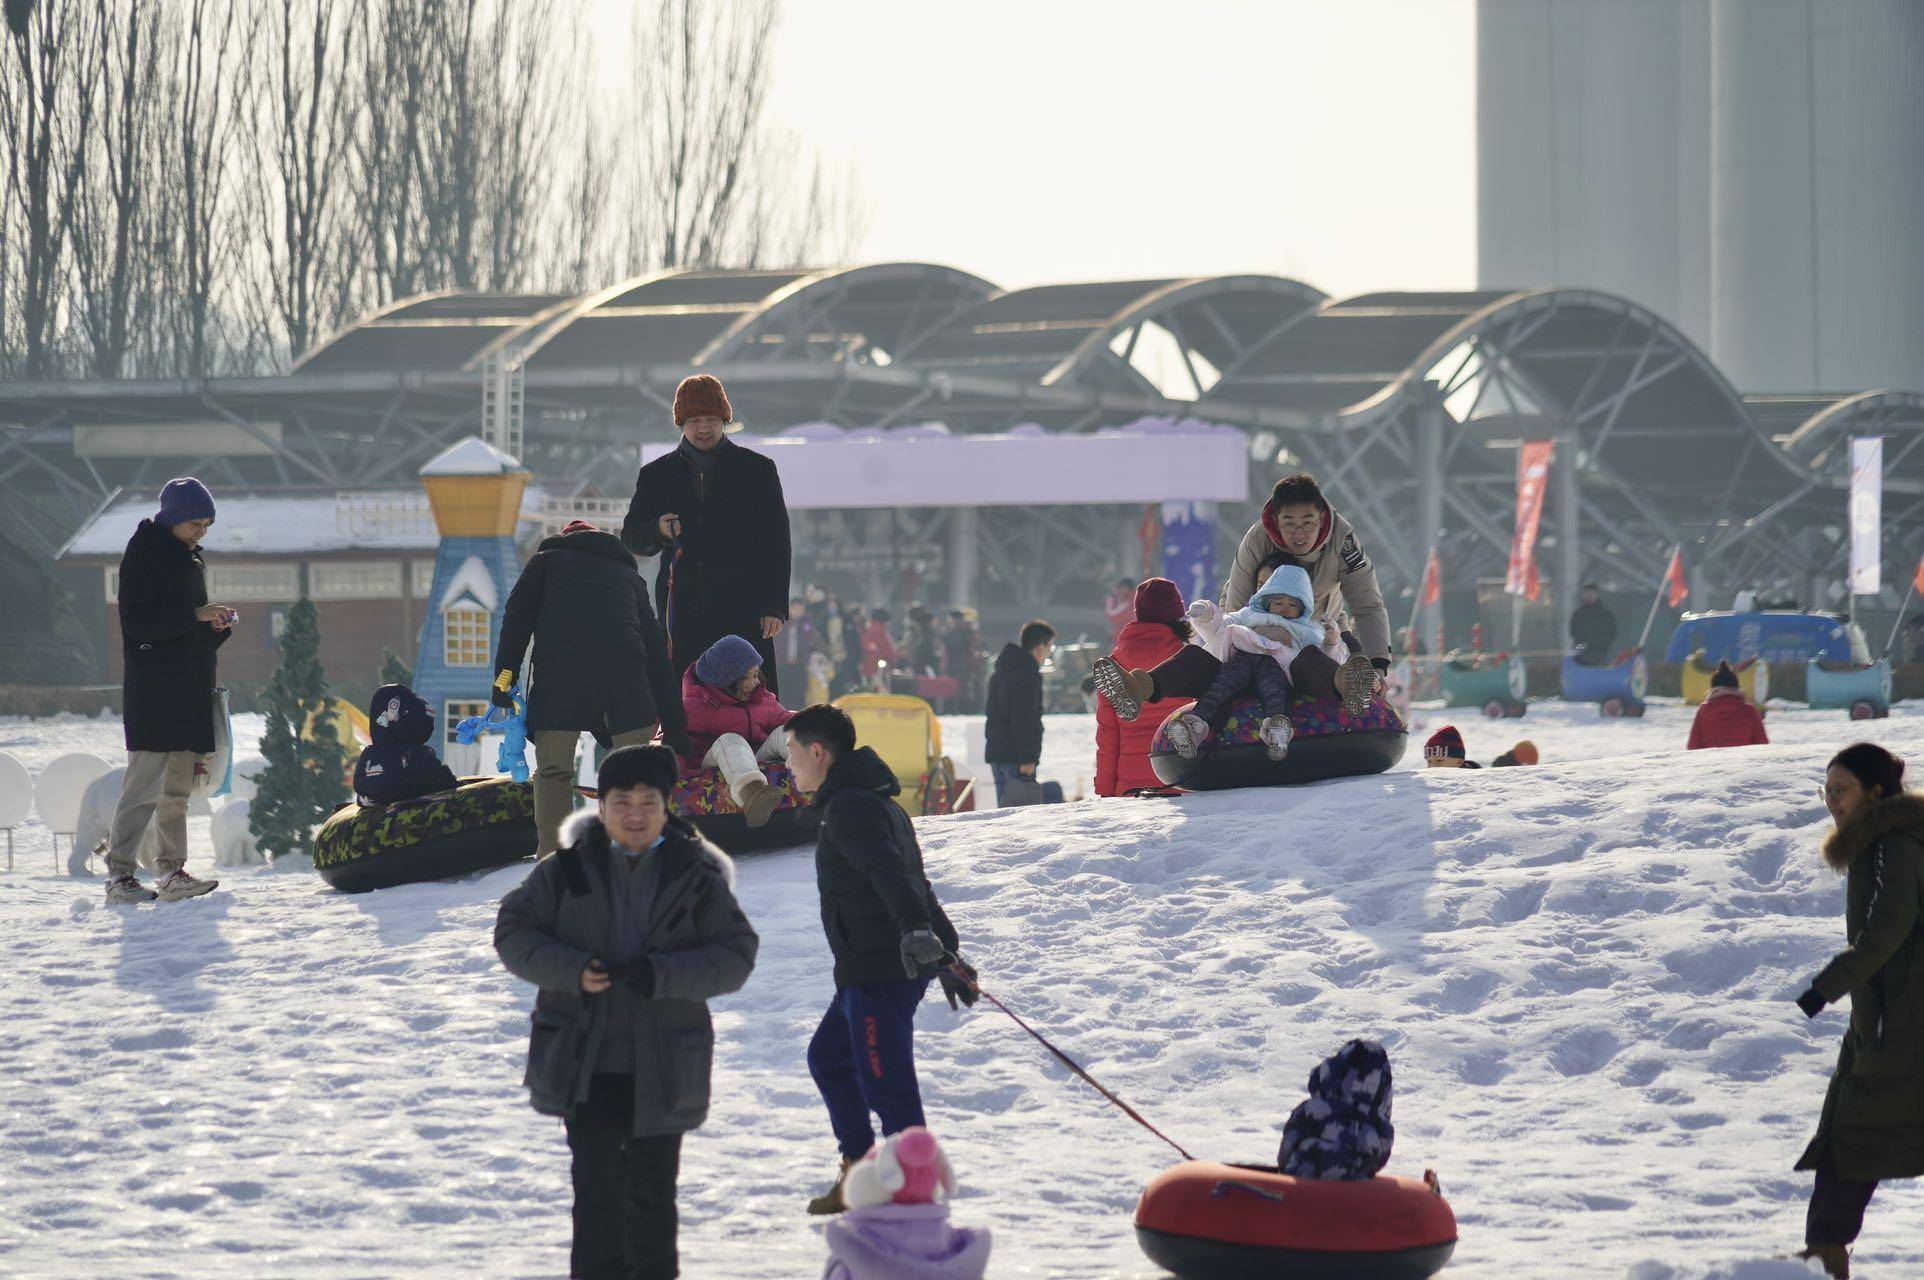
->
[495, 745, 758, 1280]
[104, 478, 232, 905]
[784, 704, 976, 1218]
[493, 519, 686, 857]
[1792, 744, 1924, 1278]
[352, 684, 458, 806]
[984, 620, 1063, 805]
[775, 596, 816, 707]
[620, 374, 793, 695]
[1568, 584, 1619, 667]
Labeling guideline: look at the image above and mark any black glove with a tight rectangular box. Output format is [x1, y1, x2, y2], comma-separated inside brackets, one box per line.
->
[900, 929, 948, 978]
[490, 672, 516, 710]
[939, 958, 979, 1011]
[1796, 986, 1827, 1019]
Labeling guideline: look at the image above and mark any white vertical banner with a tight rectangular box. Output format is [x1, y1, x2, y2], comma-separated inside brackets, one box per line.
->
[1849, 437, 1883, 596]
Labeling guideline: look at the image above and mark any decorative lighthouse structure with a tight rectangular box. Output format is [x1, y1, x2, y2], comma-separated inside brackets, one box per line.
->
[412, 437, 529, 759]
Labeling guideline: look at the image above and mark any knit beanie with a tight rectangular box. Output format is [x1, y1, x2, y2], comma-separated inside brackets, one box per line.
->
[560, 519, 598, 535]
[1508, 740, 1539, 766]
[1133, 577, 1185, 627]
[673, 374, 733, 427]
[843, 1127, 957, 1210]
[1424, 725, 1467, 762]
[598, 744, 680, 798]
[695, 634, 763, 689]
[156, 477, 216, 527]
[1711, 660, 1739, 690]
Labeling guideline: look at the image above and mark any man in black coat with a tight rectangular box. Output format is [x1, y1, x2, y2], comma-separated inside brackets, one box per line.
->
[1568, 583, 1619, 667]
[620, 374, 794, 696]
[493, 520, 688, 856]
[984, 619, 1064, 805]
[784, 703, 976, 1217]
[105, 478, 232, 904]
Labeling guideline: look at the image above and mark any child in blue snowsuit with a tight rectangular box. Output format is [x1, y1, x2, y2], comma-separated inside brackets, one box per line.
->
[1167, 564, 1346, 763]
[352, 683, 458, 806]
[1279, 1038, 1395, 1179]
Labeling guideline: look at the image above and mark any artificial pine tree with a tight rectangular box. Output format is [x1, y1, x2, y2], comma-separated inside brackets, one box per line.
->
[250, 598, 347, 859]
[378, 646, 413, 688]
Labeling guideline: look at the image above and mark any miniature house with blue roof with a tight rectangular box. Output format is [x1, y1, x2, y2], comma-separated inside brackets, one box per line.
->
[412, 437, 529, 754]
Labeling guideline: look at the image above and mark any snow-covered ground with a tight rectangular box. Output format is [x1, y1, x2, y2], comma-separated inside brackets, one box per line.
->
[2, 701, 1920, 1277]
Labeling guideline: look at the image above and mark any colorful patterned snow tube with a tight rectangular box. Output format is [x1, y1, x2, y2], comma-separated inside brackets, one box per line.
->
[1148, 696, 1407, 791]
[671, 763, 819, 854]
[313, 777, 535, 893]
[1135, 1161, 1457, 1279]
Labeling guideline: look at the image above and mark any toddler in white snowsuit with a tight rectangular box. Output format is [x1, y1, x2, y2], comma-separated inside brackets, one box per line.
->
[1166, 564, 1355, 762]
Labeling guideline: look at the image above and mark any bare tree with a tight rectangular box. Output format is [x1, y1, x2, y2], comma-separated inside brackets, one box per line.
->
[71, 0, 161, 377]
[160, 0, 246, 375]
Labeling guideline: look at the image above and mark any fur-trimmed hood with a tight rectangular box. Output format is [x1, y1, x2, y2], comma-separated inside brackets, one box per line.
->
[1822, 792, 1924, 873]
[558, 808, 738, 889]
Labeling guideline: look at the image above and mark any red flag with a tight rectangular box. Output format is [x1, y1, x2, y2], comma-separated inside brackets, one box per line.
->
[1506, 441, 1554, 602]
[1913, 553, 1924, 597]
[1419, 548, 1441, 607]
[1663, 548, 1689, 608]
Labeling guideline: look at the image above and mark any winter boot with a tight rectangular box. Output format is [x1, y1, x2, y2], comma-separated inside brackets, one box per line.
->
[1092, 657, 1154, 723]
[1259, 715, 1294, 762]
[1163, 713, 1208, 760]
[154, 869, 218, 902]
[105, 874, 157, 905]
[1337, 654, 1378, 717]
[734, 775, 783, 830]
[1796, 1245, 1850, 1278]
[806, 1157, 854, 1216]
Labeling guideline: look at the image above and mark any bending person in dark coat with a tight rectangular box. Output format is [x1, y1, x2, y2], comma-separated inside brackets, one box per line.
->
[493, 519, 687, 857]
[620, 373, 794, 695]
[104, 478, 231, 905]
[785, 703, 978, 1218]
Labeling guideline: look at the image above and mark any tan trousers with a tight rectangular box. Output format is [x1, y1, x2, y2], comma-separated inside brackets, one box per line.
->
[532, 727, 654, 856]
[107, 750, 196, 879]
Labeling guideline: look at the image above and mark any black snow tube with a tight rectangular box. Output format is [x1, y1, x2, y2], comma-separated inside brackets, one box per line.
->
[313, 777, 535, 893]
[1149, 695, 1407, 791]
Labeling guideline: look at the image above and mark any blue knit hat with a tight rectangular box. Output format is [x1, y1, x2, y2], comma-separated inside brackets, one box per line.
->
[156, 477, 216, 527]
[695, 634, 763, 689]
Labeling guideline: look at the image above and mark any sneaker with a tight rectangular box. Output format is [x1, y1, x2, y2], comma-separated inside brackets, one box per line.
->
[806, 1157, 854, 1216]
[105, 875, 157, 905]
[1092, 657, 1154, 724]
[1259, 715, 1294, 762]
[1163, 714, 1207, 760]
[735, 777, 783, 830]
[154, 869, 218, 902]
[1338, 654, 1379, 717]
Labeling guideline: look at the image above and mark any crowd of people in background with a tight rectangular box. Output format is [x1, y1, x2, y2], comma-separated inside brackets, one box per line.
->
[775, 589, 988, 713]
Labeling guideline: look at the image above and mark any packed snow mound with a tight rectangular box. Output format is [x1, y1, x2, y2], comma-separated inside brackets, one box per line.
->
[4, 715, 1923, 1277]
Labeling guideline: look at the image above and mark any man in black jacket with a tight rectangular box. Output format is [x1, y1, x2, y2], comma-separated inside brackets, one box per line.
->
[1568, 584, 1619, 667]
[494, 520, 687, 856]
[784, 703, 976, 1217]
[984, 619, 1063, 805]
[105, 478, 231, 904]
[620, 374, 794, 695]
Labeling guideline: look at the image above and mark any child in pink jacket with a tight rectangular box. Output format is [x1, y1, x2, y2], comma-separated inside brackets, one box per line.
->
[682, 634, 796, 828]
[822, 1128, 991, 1280]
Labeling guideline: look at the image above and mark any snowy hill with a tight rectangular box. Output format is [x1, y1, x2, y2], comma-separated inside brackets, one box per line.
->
[3, 704, 1921, 1277]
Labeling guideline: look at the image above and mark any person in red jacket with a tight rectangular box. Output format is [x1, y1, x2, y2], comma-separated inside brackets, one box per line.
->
[682, 634, 797, 827]
[1095, 578, 1193, 796]
[860, 608, 901, 685]
[1688, 660, 1770, 750]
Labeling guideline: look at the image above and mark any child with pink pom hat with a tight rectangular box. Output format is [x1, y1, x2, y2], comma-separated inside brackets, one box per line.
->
[822, 1128, 991, 1280]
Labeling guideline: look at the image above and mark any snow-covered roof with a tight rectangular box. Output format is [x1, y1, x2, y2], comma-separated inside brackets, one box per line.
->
[436, 555, 498, 613]
[57, 485, 551, 560]
[639, 415, 1248, 509]
[419, 436, 524, 477]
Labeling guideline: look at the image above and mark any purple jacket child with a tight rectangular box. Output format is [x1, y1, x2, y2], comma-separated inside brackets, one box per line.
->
[822, 1128, 991, 1280]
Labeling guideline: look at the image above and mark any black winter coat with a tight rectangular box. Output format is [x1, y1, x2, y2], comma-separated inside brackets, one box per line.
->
[1569, 602, 1619, 663]
[353, 746, 458, 806]
[813, 748, 959, 987]
[493, 528, 685, 743]
[620, 438, 792, 696]
[117, 519, 229, 753]
[983, 643, 1043, 765]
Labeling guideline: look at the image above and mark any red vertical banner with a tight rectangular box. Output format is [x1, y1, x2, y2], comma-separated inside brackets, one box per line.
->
[1419, 548, 1441, 606]
[1664, 548, 1690, 608]
[1506, 441, 1555, 602]
[1911, 552, 1924, 597]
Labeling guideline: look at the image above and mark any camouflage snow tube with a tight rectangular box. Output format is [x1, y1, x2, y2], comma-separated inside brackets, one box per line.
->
[1149, 696, 1407, 791]
[313, 777, 536, 893]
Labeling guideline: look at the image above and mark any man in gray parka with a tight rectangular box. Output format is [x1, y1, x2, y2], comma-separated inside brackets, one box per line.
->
[496, 744, 758, 1280]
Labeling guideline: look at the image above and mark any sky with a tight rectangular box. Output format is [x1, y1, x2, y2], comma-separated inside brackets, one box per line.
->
[587, 0, 1477, 299]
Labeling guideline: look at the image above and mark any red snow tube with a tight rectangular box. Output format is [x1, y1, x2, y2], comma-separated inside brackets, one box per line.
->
[1135, 1161, 1457, 1279]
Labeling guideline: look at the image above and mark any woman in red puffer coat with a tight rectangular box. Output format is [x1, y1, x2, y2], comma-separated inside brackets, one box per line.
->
[1687, 660, 1770, 750]
[1095, 578, 1195, 796]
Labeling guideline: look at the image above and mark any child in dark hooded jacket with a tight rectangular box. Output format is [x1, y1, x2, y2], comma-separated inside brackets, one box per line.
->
[353, 684, 459, 806]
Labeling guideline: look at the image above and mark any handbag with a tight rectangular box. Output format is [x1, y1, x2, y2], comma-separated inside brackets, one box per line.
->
[195, 686, 234, 798]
